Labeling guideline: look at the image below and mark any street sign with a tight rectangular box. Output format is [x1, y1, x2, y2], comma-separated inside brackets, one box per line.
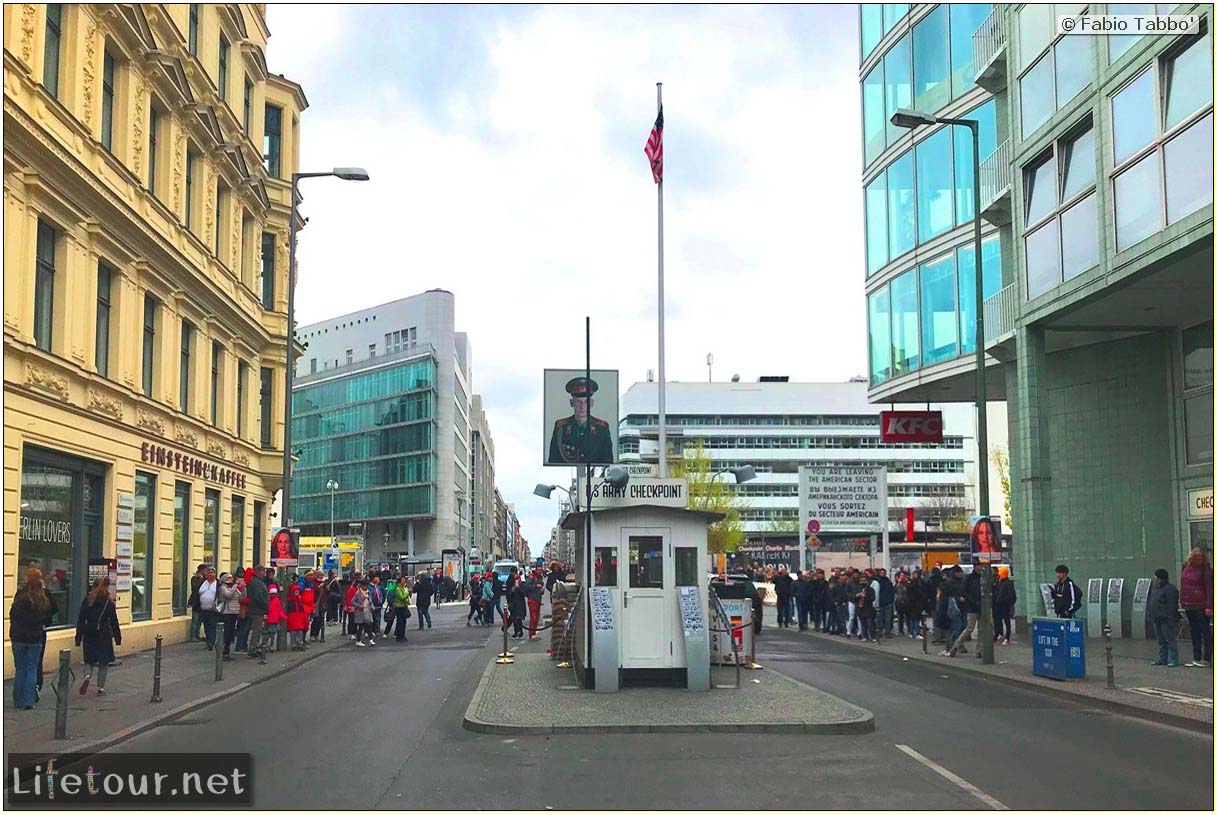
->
[880, 410, 944, 443]
[797, 465, 888, 572]
[589, 477, 687, 509]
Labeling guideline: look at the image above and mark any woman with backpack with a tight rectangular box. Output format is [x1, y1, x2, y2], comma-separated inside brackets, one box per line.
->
[216, 572, 245, 660]
[1180, 548, 1214, 668]
[481, 571, 496, 625]
[351, 579, 373, 647]
[75, 578, 120, 695]
[9, 567, 58, 710]
[392, 577, 411, 642]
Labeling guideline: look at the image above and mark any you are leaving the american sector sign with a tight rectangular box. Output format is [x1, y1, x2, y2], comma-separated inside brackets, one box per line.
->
[798, 465, 887, 532]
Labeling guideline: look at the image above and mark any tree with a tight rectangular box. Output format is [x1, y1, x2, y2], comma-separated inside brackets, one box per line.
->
[918, 495, 972, 533]
[671, 440, 749, 555]
[990, 445, 1012, 531]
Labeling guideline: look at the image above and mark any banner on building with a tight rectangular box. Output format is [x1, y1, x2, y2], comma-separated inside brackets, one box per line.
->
[270, 527, 300, 567]
[969, 517, 1007, 563]
[880, 410, 944, 443]
[798, 466, 887, 533]
[542, 368, 619, 466]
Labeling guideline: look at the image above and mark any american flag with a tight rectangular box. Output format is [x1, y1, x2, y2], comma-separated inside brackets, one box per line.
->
[644, 107, 664, 184]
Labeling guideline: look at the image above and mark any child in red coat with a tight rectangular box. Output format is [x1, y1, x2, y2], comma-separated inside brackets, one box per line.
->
[286, 583, 312, 651]
[264, 585, 286, 654]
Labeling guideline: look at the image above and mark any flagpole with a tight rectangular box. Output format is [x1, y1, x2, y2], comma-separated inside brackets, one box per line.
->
[656, 81, 667, 479]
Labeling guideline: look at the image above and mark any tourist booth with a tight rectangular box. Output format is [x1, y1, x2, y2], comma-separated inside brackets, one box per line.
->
[562, 480, 721, 692]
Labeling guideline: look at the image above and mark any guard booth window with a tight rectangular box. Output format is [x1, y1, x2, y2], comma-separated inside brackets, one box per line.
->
[629, 536, 663, 588]
[675, 547, 698, 587]
[594, 546, 617, 586]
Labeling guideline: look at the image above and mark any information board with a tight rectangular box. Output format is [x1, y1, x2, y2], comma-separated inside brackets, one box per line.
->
[589, 587, 618, 692]
[1086, 578, 1104, 638]
[798, 466, 886, 531]
[1040, 584, 1055, 616]
[1132, 577, 1152, 640]
[1107, 578, 1125, 639]
[678, 586, 710, 691]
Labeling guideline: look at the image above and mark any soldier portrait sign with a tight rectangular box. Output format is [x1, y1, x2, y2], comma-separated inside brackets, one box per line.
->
[543, 368, 618, 466]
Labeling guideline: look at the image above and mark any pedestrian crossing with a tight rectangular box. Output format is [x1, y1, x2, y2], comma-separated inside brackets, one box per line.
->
[1125, 687, 1214, 709]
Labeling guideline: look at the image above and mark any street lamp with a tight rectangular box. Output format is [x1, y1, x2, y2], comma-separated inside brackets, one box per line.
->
[280, 167, 370, 535]
[326, 479, 338, 546]
[890, 106, 993, 665]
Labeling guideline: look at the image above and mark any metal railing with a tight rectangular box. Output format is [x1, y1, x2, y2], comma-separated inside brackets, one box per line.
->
[972, 6, 1007, 87]
[979, 140, 1011, 216]
[984, 283, 1017, 343]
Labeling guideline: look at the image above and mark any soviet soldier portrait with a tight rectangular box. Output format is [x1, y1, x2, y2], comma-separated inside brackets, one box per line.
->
[547, 376, 614, 464]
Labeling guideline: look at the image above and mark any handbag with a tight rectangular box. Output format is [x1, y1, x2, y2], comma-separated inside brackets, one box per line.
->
[86, 599, 109, 635]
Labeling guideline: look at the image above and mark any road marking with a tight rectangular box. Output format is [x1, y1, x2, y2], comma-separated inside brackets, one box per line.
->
[1125, 687, 1214, 709]
[895, 744, 1008, 810]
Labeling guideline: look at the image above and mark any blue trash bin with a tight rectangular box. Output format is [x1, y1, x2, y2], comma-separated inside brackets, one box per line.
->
[1032, 617, 1086, 680]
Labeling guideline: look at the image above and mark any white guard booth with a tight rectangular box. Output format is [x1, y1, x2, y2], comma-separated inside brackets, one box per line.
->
[563, 484, 721, 692]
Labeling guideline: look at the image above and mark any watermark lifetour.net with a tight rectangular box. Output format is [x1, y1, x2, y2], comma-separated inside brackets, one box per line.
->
[6, 753, 253, 806]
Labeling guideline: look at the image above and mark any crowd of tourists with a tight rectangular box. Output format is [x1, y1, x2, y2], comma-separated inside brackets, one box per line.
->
[728, 550, 1213, 667]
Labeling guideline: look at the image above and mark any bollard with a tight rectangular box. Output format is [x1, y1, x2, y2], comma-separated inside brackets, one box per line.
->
[319, 607, 326, 644]
[150, 634, 163, 703]
[215, 620, 225, 681]
[1103, 624, 1115, 689]
[496, 617, 514, 664]
[54, 649, 70, 740]
[922, 614, 928, 654]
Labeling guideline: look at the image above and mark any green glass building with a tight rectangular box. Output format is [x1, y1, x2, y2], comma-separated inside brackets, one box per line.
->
[291, 354, 437, 535]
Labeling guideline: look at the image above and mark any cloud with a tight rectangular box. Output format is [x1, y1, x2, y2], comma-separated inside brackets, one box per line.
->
[266, 4, 865, 548]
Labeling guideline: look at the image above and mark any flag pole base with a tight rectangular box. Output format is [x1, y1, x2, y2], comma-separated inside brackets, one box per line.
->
[495, 656, 515, 665]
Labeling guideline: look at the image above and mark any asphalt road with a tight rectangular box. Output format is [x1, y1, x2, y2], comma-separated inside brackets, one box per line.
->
[111, 602, 1213, 810]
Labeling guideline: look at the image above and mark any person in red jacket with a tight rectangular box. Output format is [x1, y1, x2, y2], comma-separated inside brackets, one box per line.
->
[344, 572, 362, 640]
[286, 583, 311, 651]
[1180, 548, 1214, 668]
[264, 584, 286, 655]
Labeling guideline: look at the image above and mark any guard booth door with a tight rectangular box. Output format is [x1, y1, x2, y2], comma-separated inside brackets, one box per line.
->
[619, 527, 671, 668]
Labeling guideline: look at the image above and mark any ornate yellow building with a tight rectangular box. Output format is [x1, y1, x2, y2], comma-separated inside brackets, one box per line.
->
[3, 3, 306, 673]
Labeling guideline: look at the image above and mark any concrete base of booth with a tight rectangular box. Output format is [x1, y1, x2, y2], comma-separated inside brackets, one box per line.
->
[463, 654, 874, 735]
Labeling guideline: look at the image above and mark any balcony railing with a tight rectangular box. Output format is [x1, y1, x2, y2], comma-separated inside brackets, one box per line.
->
[983, 283, 1017, 346]
[972, 6, 1007, 94]
[979, 140, 1012, 226]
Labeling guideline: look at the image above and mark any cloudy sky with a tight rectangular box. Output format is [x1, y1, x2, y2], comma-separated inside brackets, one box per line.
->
[267, 3, 865, 549]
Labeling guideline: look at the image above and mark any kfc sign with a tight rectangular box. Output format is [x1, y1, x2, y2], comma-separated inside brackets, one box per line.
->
[880, 410, 944, 443]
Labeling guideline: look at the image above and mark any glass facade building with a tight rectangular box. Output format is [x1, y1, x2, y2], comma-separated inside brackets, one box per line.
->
[859, 3, 1214, 628]
[291, 354, 438, 530]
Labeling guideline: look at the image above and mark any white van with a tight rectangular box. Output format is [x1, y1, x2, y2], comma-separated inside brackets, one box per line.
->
[493, 560, 520, 583]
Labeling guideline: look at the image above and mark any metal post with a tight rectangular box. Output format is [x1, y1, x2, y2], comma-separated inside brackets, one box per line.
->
[967, 118, 994, 667]
[922, 614, 928, 654]
[150, 634, 163, 703]
[656, 82, 667, 478]
[281, 177, 301, 529]
[215, 620, 225, 681]
[1104, 624, 1115, 688]
[584, 316, 594, 673]
[54, 649, 70, 740]
[497, 612, 514, 664]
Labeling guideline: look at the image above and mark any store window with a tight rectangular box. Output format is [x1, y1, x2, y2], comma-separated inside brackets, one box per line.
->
[594, 546, 617, 586]
[868, 287, 891, 386]
[1183, 321, 1214, 466]
[252, 500, 265, 568]
[920, 253, 958, 365]
[886, 151, 916, 259]
[913, 6, 950, 114]
[230, 495, 245, 568]
[628, 537, 664, 588]
[204, 488, 220, 568]
[173, 482, 190, 615]
[865, 174, 888, 274]
[890, 268, 920, 376]
[1018, 5, 1093, 138]
[18, 447, 106, 628]
[1024, 121, 1099, 298]
[132, 472, 154, 620]
[916, 127, 954, 243]
[1112, 33, 1213, 252]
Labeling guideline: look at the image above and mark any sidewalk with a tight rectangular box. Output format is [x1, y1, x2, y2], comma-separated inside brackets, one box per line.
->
[4, 626, 351, 758]
[765, 618, 1214, 731]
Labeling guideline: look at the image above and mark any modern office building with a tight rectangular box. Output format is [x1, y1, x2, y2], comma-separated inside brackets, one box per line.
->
[619, 379, 1003, 569]
[860, 4, 1213, 623]
[290, 289, 475, 561]
[469, 394, 497, 558]
[493, 488, 507, 560]
[4, 3, 306, 670]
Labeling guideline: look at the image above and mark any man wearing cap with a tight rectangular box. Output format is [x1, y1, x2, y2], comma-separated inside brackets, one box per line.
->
[548, 376, 614, 464]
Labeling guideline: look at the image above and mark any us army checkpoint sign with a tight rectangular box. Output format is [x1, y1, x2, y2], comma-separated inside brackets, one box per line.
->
[543, 368, 619, 467]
